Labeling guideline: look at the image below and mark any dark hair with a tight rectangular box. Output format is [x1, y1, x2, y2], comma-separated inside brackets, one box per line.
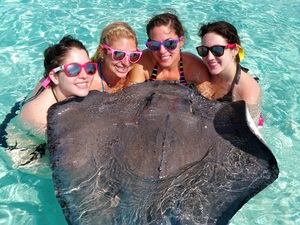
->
[43, 35, 88, 78]
[198, 21, 240, 45]
[146, 12, 186, 39]
[198, 21, 241, 62]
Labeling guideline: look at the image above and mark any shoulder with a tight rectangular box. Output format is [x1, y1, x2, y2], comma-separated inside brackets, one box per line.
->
[181, 51, 210, 84]
[181, 52, 207, 70]
[125, 50, 155, 86]
[238, 71, 262, 104]
[90, 71, 103, 91]
[19, 88, 53, 123]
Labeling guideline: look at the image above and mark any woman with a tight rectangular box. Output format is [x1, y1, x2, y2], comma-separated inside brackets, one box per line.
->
[17, 35, 96, 139]
[196, 21, 263, 126]
[90, 22, 142, 93]
[125, 12, 209, 90]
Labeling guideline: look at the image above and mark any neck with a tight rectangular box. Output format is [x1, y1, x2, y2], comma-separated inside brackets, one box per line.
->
[214, 63, 238, 82]
[51, 86, 59, 102]
[100, 63, 124, 87]
[100, 62, 125, 92]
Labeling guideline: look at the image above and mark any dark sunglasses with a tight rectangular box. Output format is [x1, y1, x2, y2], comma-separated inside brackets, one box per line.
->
[52, 62, 98, 77]
[196, 44, 236, 57]
[146, 36, 183, 52]
[102, 44, 142, 63]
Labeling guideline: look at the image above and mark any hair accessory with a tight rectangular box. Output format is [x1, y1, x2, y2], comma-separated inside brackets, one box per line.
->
[236, 44, 244, 62]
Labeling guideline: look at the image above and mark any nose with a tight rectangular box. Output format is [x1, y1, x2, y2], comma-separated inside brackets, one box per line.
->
[121, 55, 131, 66]
[78, 68, 88, 78]
[206, 50, 215, 60]
[159, 44, 168, 53]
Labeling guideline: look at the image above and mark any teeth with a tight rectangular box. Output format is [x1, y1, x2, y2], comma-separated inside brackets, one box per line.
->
[76, 83, 87, 87]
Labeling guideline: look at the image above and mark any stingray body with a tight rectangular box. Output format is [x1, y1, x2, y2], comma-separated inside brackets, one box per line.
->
[47, 81, 278, 225]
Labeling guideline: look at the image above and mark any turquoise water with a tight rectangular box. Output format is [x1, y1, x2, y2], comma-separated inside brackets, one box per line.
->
[0, 0, 299, 224]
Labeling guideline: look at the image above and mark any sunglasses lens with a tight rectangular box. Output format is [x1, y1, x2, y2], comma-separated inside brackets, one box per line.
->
[197, 46, 209, 57]
[129, 52, 141, 63]
[66, 64, 81, 76]
[113, 51, 126, 61]
[85, 63, 97, 75]
[164, 40, 177, 50]
[146, 41, 160, 51]
[211, 46, 225, 57]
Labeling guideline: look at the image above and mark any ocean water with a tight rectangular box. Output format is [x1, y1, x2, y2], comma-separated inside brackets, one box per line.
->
[0, 0, 299, 224]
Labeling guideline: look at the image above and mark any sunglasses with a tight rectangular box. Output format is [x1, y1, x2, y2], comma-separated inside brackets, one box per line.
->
[52, 62, 98, 77]
[146, 36, 183, 52]
[102, 45, 142, 63]
[196, 44, 236, 57]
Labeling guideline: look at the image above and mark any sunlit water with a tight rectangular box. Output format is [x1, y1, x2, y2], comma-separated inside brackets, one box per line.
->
[0, 0, 299, 224]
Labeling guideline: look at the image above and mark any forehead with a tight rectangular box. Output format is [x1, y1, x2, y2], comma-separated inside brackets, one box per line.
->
[63, 48, 89, 64]
[149, 25, 177, 40]
[108, 37, 137, 51]
[202, 32, 227, 45]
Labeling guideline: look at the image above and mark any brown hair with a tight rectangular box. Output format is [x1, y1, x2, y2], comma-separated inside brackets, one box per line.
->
[146, 12, 186, 39]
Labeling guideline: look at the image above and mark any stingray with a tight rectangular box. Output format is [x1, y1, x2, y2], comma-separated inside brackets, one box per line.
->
[47, 81, 278, 225]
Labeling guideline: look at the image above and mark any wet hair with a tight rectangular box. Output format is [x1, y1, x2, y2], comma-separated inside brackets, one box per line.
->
[146, 12, 186, 39]
[92, 22, 138, 62]
[198, 21, 241, 62]
[43, 35, 88, 78]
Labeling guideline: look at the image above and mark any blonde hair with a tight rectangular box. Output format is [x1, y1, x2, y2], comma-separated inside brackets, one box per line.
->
[92, 22, 138, 62]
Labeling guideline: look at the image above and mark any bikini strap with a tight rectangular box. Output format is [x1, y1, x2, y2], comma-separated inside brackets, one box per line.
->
[98, 61, 111, 92]
[51, 86, 59, 103]
[179, 56, 188, 86]
[228, 64, 242, 94]
[150, 63, 158, 81]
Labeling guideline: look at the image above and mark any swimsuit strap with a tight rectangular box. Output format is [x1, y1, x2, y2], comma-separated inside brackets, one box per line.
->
[150, 63, 158, 81]
[179, 57, 188, 85]
[51, 86, 59, 103]
[149, 56, 192, 87]
[22, 86, 45, 106]
[217, 64, 242, 102]
[98, 61, 111, 92]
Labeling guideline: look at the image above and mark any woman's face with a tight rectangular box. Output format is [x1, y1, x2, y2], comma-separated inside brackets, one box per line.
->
[201, 32, 238, 75]
[54, 48, 94, 98]
[102, 37, 138, 78]
[149, 25, 183, 68]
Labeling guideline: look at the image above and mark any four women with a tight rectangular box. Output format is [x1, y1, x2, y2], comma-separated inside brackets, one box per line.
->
[18, 13, 264, 139]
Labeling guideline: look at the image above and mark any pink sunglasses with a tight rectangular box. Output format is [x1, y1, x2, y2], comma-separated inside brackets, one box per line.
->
[102, 45, 142, 63]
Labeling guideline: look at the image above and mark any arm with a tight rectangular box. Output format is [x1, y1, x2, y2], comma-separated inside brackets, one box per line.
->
[182, 52, 210, 84]
[124, 63, 147, 88]
[124, 50, 153, 88]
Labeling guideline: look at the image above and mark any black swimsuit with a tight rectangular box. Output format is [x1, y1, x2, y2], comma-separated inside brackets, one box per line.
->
[217, 64, 249, 102]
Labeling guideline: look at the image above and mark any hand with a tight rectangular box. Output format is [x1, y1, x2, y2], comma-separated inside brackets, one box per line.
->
[197, 82, 227, 101]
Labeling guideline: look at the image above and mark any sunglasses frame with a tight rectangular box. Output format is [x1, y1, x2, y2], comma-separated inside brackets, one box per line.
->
[51, 62, 98, 77]
[196, 44, 236, 57]
[102, 44, 142, 63]
[146, 36, 184, 52]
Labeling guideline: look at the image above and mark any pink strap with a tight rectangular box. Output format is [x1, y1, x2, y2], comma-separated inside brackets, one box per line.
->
[258, 112, 264, 126]
[41, 76, 51, 88]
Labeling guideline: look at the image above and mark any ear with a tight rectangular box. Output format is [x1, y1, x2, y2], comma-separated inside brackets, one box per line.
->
[179, 37, 185, 47]
[49, 71, 59, 85]
[98, 44, 106, 60]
